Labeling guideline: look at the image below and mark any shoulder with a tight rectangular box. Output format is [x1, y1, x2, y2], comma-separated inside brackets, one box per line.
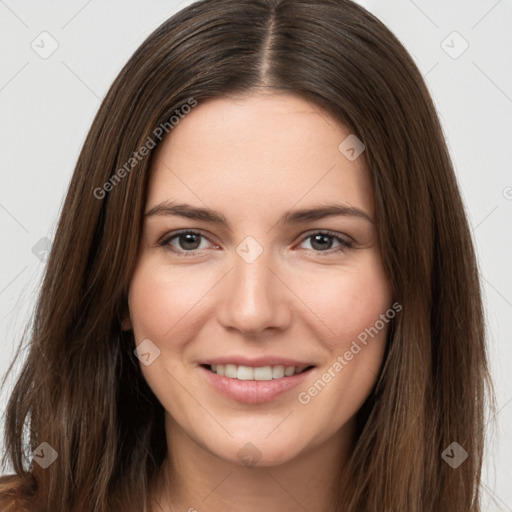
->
[0, 474, 35, 512]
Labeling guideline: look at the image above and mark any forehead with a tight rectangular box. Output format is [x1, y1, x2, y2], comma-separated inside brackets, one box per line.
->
[147, 93, 373, 221]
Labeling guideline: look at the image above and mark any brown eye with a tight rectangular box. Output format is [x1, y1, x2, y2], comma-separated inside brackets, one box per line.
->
[299, 231, 352, 254]
[160, 230, 212, 256]
[174, 232, 202, 251]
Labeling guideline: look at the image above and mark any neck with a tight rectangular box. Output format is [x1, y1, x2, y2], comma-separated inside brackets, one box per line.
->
[151, 414, 356, 512]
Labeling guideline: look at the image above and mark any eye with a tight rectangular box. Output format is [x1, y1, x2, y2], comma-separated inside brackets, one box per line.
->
[159, 230, 215, 256]
[298, 231, 352, 254]
[160, 229, 352, 257]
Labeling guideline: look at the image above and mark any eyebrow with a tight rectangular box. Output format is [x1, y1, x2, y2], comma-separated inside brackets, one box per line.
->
[144, 201, 374, 227]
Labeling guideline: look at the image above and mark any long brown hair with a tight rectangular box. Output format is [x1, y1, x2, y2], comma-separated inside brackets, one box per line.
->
[0, 0, 494, 510]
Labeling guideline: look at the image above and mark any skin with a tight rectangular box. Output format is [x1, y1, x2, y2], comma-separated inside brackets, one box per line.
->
[123, 91, 393, 511]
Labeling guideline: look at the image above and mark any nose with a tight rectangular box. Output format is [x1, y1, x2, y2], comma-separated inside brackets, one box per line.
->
[215, 246, 293, 335]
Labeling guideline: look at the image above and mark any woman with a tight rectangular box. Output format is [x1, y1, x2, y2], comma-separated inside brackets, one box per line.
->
[0, 0, 493, 510]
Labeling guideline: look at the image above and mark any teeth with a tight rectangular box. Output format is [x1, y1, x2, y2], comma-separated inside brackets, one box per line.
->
[225, 364, 237, 379]
[208, 363, 310, 381]
[284, 366, 295, 377]
[237, 365, 254, 380]
[272, 365, 285, 379]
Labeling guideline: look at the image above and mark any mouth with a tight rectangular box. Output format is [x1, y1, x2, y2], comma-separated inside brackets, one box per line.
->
[201, 363, 315, 381]
[199, 363, 316, 404]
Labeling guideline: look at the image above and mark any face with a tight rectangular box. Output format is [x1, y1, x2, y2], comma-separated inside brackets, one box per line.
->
[125, 92, 393, 467]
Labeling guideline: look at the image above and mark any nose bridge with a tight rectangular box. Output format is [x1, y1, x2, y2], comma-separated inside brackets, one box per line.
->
[216, 239, 291, 333]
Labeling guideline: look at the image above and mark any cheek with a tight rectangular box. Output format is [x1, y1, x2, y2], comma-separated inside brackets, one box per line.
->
[293, 253, 392, 351]
[292, 253, 395, 394]
[293, 253, 392, 414]
[126, 260, 209, 417]
[127, 259, 213, 340]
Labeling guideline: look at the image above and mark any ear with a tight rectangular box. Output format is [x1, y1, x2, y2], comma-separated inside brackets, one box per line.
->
[120, 295, 132, 331]
[121, 316, 132, 331]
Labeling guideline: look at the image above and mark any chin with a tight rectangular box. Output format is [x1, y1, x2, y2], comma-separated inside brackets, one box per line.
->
[204, 431, 307, 468]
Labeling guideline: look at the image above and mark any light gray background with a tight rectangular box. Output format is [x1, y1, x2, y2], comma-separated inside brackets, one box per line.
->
[1, 0, 511, 509]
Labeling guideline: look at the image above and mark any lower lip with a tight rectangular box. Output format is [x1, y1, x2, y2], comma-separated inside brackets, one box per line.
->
[199, 365, 314, 404]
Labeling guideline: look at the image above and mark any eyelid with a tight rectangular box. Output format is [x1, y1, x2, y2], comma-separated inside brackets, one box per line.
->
[159, 229, 353, 256]
[158, 229, 219, 254]
[299, 229, 353, 245]
[297, 230, 353, 254]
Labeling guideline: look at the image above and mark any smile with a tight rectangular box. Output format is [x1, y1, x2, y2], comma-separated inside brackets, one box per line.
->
[205, 363, 312, 381]
[199, 362, 316, 404]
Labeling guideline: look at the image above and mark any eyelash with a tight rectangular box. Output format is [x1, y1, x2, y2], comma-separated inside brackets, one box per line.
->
[158, 229, 353, 257]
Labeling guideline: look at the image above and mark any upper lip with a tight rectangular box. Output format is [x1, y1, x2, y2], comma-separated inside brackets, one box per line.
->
[201, 356, 315, 367]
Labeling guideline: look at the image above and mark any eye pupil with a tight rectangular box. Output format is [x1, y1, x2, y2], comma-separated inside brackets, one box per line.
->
[180, 233, 201, 250]
[311, 234, 332, 251]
